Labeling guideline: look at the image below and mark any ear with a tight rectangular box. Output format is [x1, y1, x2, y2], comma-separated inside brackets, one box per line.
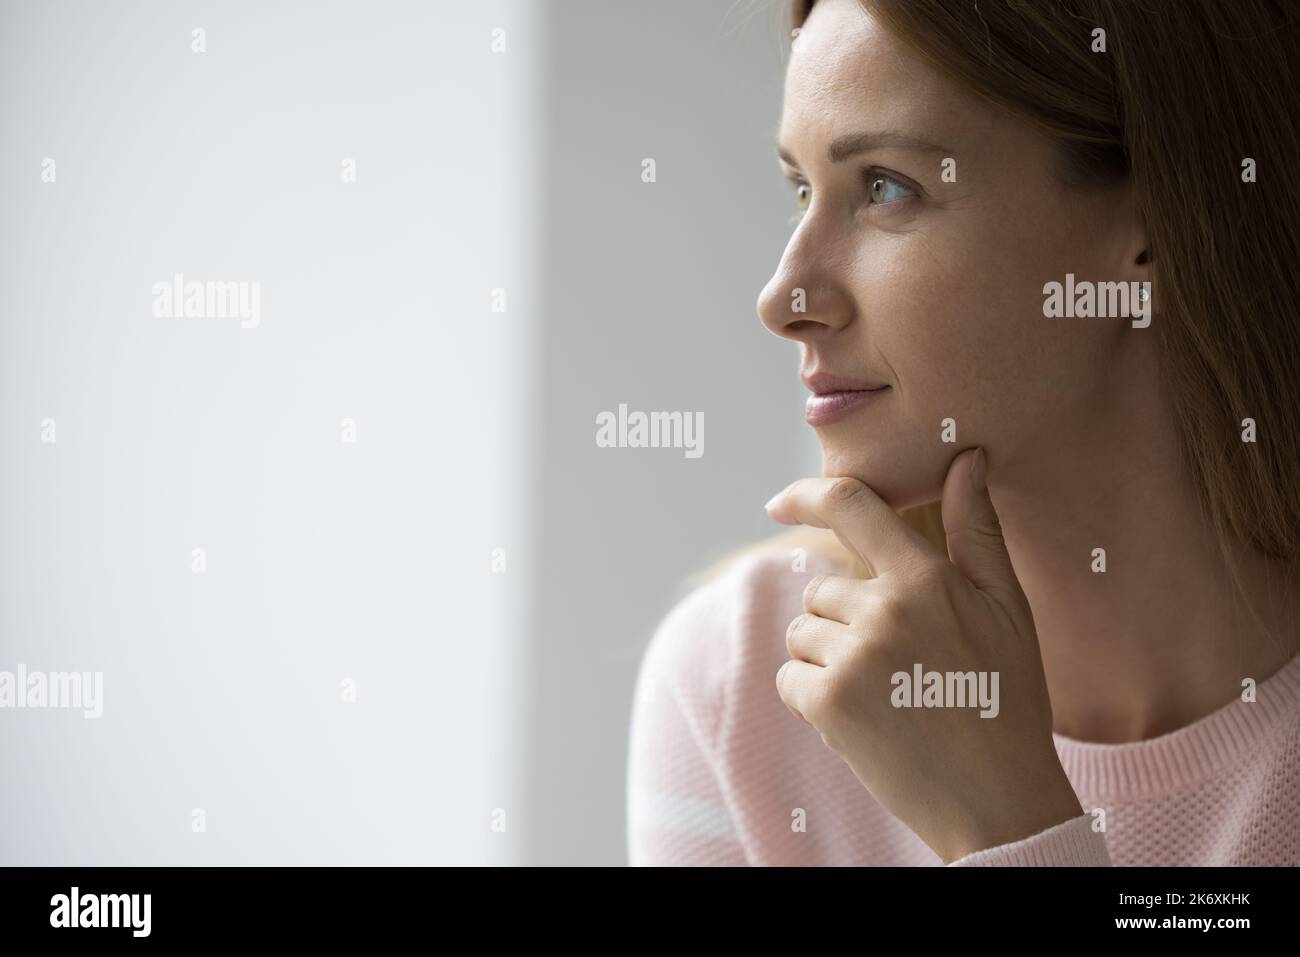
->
[1114, 184, 1152, 284]
[1127, 219, 1154, 323]
[1105, 184, 1154, 326]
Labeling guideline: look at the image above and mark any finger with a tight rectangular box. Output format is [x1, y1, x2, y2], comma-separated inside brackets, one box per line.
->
[940, 447, 1025, 609]
[775, 658, 822, 724]
[785, 612, 850, 666]
[766, 476, 935, 577]
[802, 574, 865, 625]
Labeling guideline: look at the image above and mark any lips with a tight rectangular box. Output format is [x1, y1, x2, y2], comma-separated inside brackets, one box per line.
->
[801, 370, 891, 426]
[801, 371, 888, 394]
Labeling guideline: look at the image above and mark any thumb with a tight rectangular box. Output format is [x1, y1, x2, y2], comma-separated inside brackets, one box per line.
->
[940, 447, 1022, 605]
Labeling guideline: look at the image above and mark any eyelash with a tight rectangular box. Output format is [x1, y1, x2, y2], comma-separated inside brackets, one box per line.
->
[786, 169, 917, 224]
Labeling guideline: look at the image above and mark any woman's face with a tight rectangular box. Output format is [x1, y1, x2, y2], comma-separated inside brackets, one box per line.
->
[757, 0, 1146, 510]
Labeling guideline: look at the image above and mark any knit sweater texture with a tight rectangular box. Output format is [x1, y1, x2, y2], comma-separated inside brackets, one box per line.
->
[627, 551, 1300, 865]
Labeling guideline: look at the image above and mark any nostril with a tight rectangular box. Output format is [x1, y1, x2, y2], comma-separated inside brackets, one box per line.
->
[785, 319, 823, 335]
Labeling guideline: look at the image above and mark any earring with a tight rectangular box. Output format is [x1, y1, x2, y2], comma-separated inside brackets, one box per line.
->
[1137, 285, 1151, 303]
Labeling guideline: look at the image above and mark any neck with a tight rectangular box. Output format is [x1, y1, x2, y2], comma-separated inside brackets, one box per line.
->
[991, 372, 1300, 744]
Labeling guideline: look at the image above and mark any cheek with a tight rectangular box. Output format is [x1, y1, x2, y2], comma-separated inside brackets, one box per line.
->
[856, 250, 1027, 449]
[817, 200, 1122, 506]
[869, 217, 1110, 455]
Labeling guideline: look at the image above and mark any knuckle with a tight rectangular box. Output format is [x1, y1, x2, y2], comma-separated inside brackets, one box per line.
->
[802, 574, 826, 610]
[804, 674, 834, 723]
[841, 626, 878, 669]
[784, 614, 806, 655]
[775, 660, 792, 699]
[825, 477, 867, 509]
[950, 523, 1006, 559]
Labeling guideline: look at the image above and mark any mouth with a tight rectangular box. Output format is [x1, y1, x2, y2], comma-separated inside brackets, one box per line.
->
[801, 371, 891, 427]
[804, 386, 891, 426]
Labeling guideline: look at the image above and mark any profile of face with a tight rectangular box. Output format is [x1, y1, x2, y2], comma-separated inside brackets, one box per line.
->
[757, 0, 1152, 510]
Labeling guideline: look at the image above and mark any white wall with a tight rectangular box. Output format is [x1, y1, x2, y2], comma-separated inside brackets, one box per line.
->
[0, 0, 540, 865]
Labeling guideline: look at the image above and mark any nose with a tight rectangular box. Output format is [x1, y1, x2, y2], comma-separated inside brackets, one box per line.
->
[756, 219, 853, 342]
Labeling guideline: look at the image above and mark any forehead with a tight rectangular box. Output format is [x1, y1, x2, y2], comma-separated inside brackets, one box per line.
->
[780, 0, 974, 154]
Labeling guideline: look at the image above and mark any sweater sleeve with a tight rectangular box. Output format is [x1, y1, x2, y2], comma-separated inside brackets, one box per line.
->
[946, 813, 1112, 866]
[626, 582, 749, 866]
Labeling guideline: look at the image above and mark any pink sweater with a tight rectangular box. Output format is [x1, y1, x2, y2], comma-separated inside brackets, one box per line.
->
[627, 549, 1300, 866]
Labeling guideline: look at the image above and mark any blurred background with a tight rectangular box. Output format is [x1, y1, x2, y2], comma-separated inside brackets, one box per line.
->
[0, 0, 814, 864]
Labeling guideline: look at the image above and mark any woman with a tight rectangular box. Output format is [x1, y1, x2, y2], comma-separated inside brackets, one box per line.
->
[627, 0, 1300, 865]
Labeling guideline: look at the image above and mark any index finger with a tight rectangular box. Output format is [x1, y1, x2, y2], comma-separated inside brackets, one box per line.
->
[765, 476, 935, 577]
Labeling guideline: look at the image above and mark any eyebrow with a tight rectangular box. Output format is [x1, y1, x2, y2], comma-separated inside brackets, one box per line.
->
[777, 129, 954, 167]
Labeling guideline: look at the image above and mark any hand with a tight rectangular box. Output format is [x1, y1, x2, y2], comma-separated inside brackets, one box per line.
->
[767, 448, 1082, 863]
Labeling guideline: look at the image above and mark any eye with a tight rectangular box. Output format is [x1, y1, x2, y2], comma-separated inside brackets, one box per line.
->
[788, 179, 812, 224]
[867, 172, 915, 205]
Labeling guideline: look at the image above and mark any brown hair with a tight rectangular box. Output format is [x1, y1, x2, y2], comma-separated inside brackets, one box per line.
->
[775, 0, 1300, 593]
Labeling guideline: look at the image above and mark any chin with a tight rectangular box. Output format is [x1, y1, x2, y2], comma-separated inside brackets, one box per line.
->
[818, 443, 942, 512]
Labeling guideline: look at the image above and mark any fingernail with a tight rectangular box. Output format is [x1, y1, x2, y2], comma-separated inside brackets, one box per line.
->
[970, 448, 987, 491]
[764, 492, 783, 513]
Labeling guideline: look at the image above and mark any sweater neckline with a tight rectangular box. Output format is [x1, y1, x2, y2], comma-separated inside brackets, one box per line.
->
[1051, 648, 1300, 799]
